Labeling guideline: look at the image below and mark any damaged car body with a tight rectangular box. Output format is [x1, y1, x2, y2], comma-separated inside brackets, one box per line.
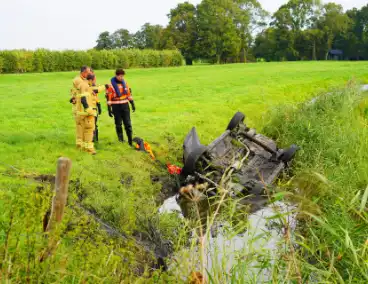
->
[178, 112, 299, 210]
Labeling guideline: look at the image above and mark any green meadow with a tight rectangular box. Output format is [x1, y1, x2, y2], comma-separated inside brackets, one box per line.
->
[1, 61, 368, 282]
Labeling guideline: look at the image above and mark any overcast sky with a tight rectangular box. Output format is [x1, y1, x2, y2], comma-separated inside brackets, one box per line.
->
[0, 0, 366, 50]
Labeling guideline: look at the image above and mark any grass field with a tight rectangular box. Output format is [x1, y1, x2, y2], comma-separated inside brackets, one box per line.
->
[1, 61, 368, 282]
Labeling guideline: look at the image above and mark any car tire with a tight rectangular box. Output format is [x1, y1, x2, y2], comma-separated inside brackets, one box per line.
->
[227, 112, 245, 131]
[278, 144, 299, 163]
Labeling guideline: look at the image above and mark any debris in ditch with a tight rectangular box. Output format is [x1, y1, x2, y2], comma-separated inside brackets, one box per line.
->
[158, 195, 183, 218]
[177, 182, 211, 222]
[167, 163, 182, 175]
[133, 137, 156, 160]
[150, 172, 180, 204]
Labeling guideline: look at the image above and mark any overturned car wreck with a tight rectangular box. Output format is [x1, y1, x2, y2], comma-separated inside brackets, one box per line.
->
[178, 112, 299, 210]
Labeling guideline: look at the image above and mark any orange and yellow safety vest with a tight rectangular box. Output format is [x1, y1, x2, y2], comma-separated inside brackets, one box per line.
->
[105, 83, 133, 105]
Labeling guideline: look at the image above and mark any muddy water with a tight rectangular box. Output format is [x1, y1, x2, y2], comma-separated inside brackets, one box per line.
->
[159, 197, 297, 281]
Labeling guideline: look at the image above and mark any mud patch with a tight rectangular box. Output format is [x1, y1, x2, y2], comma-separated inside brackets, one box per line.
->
[134, 215, 174, 271]
[30, 174, 56, 193]
[33, 174, 56, 184]
[150, 173, 179, 204]
[69, 178, 88, 202]
[120, 173, 133, 188]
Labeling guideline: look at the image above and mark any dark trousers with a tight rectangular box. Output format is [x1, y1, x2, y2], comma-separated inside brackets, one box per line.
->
[112, 103, 133, 144]
[93, 116, 99, 142]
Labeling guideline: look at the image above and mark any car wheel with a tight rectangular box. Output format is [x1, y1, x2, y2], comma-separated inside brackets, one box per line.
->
[278, 144, 299, 163]
[227, 112, 245, 131]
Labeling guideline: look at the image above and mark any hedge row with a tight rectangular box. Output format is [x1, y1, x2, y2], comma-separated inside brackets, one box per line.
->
[0, 49, 183, 73]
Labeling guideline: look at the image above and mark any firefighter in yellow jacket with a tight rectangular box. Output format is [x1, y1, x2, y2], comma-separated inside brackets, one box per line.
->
[70, 66, 91, 148]
[86, 73, 102, 143]
[74, 73, 106, 155]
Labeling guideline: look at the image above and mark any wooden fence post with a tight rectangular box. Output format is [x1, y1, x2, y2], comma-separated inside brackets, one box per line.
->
[40, 157, 72, 262]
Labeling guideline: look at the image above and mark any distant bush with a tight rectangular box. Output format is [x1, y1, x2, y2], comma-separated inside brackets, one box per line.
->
[0, 49, 183, 73]
[0, 56, 3, 73]
[0, 51, 19, 73]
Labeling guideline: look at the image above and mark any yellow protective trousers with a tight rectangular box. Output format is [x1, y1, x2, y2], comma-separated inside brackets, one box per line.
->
[76, 115, 96, 151]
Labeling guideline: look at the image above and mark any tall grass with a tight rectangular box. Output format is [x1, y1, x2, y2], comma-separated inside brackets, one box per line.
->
[262, 83, 368, 282]
[159, 84, 368, 283]
[0, 176, 158, 283]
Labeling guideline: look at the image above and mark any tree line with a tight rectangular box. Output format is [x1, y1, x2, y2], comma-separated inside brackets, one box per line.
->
[0, 49, 183, 73]
[95, 0, 368, 63]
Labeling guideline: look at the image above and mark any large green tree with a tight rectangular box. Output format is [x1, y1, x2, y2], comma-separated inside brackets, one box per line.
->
[95, 31, 113, 50]
[111, 29, 133, 49]
[197, 0, 240, 63]
[132, 23, 164, 49]
[316, 3, 351, 59]
[92, 0, 368, 63]
[166, 2, 198, 65]
[272, 0, 319, 31]
[343, 5, 368, 59]
[197, 0, 262, 63]
[270, 0, 320, 60]
[234, 0, 266, 62]
[295, 28, 324, 60]
[253, 28, 278, 61]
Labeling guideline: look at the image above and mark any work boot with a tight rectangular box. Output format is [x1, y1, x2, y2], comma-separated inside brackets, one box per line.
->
[86, 148, 97, 155]
[85, 142, 97, 155]
[127, 131, 133, 147]
[76, 139, 83, 150]
[116, 126, 124, 143]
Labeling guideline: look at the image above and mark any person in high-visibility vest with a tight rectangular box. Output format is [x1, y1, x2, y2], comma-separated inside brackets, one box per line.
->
[106, 69, 136, 146]
[70, 66, 91, 149]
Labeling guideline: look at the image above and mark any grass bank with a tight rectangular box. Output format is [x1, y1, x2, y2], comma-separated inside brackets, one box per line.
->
[261, 83, 368, 282]
[0, 62, 367, 282]
[166, 84, 368, 283]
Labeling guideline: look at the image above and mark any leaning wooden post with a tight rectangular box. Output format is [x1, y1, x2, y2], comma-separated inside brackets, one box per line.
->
[40, 157, 72, 262]
[46, 157, 72, 231]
